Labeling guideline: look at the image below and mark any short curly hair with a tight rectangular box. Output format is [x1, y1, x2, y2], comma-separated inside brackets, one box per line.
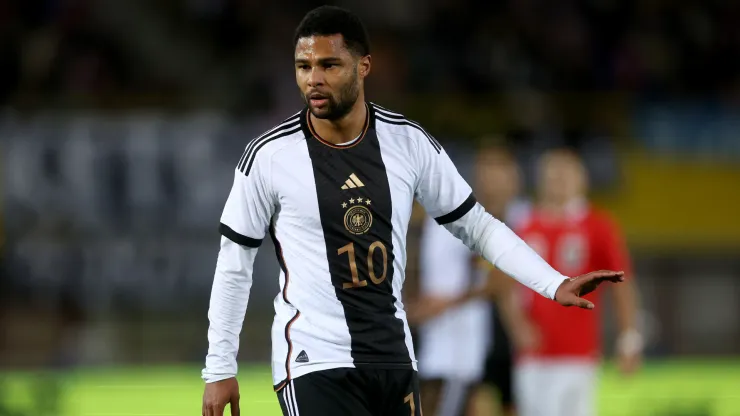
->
[294, 6, 370, 57]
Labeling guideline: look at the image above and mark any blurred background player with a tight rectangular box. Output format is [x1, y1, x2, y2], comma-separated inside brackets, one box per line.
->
[414, 210, 491, 416]
[413, 147, 642, 416]
[411, 145, 532, 416]
[472, 146, 531, 416]
[513, 148, 642, 416]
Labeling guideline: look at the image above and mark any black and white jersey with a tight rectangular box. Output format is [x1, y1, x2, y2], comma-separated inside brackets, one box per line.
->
[202, 103, 568, 389]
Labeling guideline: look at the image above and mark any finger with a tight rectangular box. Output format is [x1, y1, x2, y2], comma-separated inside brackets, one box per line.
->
[576, 272, 624, 290]
[574, 297, 595, 310]
[597, 274, 626, 283]
[556, 292, 579, 307]
[584, 270, 624, 281]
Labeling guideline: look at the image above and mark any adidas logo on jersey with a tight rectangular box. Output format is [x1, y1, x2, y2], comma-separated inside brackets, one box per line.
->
[295, 350, 309, 363]
[341, 173, 365, 190]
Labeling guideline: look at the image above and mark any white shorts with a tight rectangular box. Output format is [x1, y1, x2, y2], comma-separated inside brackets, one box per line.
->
[417, 300, 490, 382]
[515, 359, 598, 416]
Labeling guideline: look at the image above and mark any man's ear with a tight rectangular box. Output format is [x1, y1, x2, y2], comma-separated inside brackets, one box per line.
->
[359, 55, 371, 79]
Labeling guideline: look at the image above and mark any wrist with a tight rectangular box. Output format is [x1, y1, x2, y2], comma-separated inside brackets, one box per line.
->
[202, 371, 237, 383]
[551, 276, 571, 302]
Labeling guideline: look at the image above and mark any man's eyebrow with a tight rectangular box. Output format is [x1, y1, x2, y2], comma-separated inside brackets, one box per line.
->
[295, 57, 343, 64]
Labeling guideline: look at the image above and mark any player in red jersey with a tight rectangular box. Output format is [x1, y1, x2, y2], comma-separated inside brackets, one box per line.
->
[512, 149, 642, 416]
[412, 148, 642, 416]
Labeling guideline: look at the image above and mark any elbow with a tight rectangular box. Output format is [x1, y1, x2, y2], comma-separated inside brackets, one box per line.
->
[441, 203, 508, 255]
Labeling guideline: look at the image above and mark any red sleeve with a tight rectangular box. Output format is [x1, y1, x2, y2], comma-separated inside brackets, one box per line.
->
[597, 213, 633, 278]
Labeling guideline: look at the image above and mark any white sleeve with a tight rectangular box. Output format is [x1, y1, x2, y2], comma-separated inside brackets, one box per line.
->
[442, 203, 568, 300]
[202, 237, 257, 382]
[413, 139, 475, 223]
[202, 157, 276, 383]
[219, 158, 275, 247]
[414, 135, 566, 299]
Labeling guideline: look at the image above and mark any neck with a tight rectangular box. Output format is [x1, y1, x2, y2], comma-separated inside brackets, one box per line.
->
[540, 200, 567, 217]
[310, 95, 367, 145]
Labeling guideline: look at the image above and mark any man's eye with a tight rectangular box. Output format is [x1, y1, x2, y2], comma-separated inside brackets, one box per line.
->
[298, 65, 310, 70]
[324, 64, 335, 69]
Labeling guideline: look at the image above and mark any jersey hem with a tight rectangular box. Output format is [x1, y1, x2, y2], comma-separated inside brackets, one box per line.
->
[272, 360, 418, 386]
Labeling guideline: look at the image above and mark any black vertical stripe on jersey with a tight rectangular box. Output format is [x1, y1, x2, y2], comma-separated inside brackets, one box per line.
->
[302, 106, 411, 367]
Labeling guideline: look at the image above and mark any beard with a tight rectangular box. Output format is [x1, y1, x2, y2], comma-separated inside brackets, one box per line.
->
[304, 72, 360, 121]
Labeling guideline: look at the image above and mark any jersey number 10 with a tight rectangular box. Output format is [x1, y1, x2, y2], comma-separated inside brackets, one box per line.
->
[337, 241, 388, 289]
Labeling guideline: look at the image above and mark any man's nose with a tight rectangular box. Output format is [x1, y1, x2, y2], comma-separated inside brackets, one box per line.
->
[307, 68, 325, 87]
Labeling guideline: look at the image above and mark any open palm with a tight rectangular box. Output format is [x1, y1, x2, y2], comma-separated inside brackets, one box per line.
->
[554, 270, 625, 309]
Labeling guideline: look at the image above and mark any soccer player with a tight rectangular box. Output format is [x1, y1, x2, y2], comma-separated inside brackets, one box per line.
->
[413, 149, 642, 416]
[471, 148, 532, 416]
[411, 147, 530, 416]
[511, 149, 642, 416]
[200, 7, 625, 416]
[414, 214, 491, 416]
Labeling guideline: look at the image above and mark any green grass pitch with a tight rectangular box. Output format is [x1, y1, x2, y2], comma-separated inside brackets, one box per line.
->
[2, 359, 739, 415]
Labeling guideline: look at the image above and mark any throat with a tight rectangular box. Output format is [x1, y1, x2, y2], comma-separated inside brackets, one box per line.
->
[310, 102, 368, 145]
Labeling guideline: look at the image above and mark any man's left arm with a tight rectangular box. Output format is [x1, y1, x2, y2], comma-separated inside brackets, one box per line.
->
[412, 137, 623, 308]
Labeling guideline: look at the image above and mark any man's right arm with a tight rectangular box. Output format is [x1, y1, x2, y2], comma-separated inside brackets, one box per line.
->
[202, 150, 276, 382]
[202, 237, 258, 382]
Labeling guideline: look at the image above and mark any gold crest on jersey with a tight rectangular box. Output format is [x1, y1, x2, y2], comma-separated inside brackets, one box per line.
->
[343, 203, 373, 234]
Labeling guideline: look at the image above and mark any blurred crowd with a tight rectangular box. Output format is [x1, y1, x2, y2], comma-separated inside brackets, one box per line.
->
[3, 0, 740, 111]
[2, 0, 740, 354]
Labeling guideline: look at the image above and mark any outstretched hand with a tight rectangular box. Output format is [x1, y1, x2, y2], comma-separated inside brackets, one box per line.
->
[554, 270, 625, 309]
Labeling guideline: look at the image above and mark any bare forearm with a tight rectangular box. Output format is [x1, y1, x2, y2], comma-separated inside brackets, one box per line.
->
[449, 284, 491, 308]
[613, 280, 639, 333]
[613, 279, 644, 357]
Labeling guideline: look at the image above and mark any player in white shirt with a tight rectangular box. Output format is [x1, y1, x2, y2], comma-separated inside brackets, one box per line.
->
[201, 6, 626, 416]
[416, 213, 491, 416]
[473, 148, 531, 416]
[413, 147, 532, 416]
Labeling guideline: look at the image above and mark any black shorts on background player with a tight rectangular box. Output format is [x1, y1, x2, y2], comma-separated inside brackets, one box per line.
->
[483, 306, 515, 408]
[276, 368, 422, 416]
